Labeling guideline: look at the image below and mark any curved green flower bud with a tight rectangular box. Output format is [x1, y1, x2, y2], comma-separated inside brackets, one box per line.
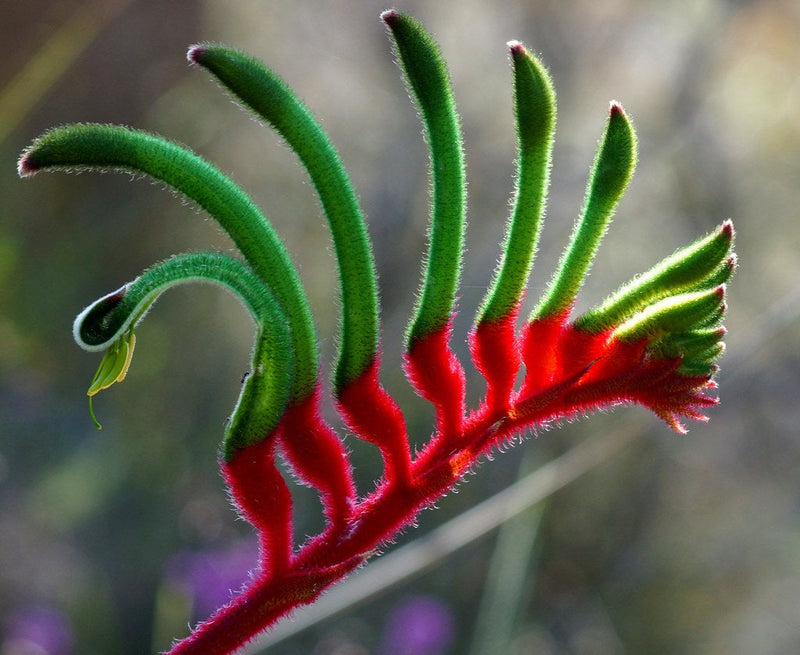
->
[224, 321, 292, 460]
[19, 124, 315, 402]
[74, 252, 278, 349]
[650, 326, 726, 360]
[575, 220, 734, 333]
[382, 10, 467, 348]
[75, 252, 292, 454]
[532, 102, 637, 320]
[689, 253, 737, 292]
[613, 285, 725, 343]
[188, 44, 380, 392]
[477, 41, 556, 325]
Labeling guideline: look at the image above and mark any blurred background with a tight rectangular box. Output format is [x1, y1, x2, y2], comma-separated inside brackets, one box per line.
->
[1, 0, 798, 653]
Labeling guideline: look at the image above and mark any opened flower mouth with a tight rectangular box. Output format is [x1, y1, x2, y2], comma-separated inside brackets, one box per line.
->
[19, 9, 734, 655]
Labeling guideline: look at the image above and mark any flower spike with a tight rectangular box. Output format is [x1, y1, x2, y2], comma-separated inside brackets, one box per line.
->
[187, 42, 413, 495]
[18, 10, 735, 654]
[382, 10, 469, 445]
[470, 42, 556, 412]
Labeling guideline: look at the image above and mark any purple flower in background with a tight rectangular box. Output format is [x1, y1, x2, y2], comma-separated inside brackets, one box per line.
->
[3, 606, 73, 655]
[379, 596, 455, 655]
[166, 539, 259, 619]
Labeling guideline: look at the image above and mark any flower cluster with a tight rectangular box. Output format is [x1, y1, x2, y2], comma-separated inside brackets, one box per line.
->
[18, 10, 734, 655]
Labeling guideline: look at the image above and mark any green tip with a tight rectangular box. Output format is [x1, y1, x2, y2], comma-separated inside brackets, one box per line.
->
[575, 220, 734, 333]
[189, 44, 380, 392]
[532, 101, 637, 321]
[477, 41, 556, 325]
[383, 11, 466, 347]
[613, 285, 725, 343]
[650, 327, 727, 360]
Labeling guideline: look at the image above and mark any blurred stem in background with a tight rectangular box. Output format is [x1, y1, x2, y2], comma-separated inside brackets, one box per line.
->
[468, 449, 545, 655]
[0, 0, 132, 147]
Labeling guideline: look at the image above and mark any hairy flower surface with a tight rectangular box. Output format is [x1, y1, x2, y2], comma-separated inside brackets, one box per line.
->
[18, 10, 735, 655]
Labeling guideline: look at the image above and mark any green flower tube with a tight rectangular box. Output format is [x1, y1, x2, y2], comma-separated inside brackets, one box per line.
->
[532, 102, 637, 320]
[20, 125, 315, 402]
[382, 10, 467, 348]
[74, 251, 292, 455]
[188, 45, 380, 393]
[575, 220, 734, 333]
[477, 42, 556, 325]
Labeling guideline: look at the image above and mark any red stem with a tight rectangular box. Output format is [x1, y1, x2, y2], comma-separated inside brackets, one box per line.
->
[222, 438, 292, 575]
[167, 558, 365, 655]
[167, 321, 717, 654]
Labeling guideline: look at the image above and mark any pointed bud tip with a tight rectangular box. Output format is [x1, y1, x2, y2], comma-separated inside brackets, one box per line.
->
[609, 101, 625, 117]
[186, 44, 206, 66]
[719, 219, 735, 241]
[17, 152, 38, 177]
[381, 9, 400, 27]
[507, 40, 526, 56]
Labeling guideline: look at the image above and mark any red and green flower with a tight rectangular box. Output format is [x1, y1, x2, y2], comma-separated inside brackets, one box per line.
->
[19, 10, 734, 655]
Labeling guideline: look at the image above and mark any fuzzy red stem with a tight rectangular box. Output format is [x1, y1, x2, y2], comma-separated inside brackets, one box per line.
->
[171, 317, 718, 654]
[221, 438, 292, 575]
[519, 313, 569, 396]
[470, 309, 522, 413]
[277, 389, 356, 537]
[167, 558, 365, 655]
[403, 320, 466, 453]
[337, 358, 412, 485]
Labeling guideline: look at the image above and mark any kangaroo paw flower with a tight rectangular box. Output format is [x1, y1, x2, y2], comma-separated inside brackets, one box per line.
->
[19, 10, 735, 654]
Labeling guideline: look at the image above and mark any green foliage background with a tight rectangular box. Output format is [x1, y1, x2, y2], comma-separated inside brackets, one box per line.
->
[1, 1, 798, 653]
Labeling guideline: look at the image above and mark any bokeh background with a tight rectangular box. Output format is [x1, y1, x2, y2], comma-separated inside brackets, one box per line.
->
[1, 1, 799, 653]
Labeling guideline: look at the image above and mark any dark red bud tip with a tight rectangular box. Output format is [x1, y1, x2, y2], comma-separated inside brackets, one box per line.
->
[507, 40, 526, 57]
[186, 44, 207, 66]
[380, 9, 400, 27]
[720, 219, 735, 240]
[17, 152, 38, 177]
[609, 101, 625, 118]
